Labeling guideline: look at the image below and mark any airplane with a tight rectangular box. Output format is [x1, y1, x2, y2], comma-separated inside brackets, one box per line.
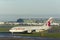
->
[9, 17, 53, 33]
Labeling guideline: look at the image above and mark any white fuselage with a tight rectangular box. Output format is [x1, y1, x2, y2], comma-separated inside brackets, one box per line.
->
[9, 26, 50, 33]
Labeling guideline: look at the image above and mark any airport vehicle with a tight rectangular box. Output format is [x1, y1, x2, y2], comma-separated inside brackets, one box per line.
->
[9, 17, 53, 33]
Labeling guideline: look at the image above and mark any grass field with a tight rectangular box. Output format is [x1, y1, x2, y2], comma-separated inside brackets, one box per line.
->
[0, 24, 19, 32]
[13, 32, 60, 38]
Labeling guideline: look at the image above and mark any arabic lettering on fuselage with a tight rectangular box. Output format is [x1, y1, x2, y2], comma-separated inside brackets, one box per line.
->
[15, 28, 25, 30]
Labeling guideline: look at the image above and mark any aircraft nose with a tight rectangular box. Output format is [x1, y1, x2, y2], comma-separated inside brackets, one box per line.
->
[9, 29, 12, 32]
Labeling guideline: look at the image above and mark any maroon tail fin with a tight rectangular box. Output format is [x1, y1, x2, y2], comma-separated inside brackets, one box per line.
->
[44, 17, 53, 26]
[46, 21, 51, 26]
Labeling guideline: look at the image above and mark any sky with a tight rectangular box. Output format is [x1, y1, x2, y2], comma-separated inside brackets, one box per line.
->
[0, 0, 60, 21]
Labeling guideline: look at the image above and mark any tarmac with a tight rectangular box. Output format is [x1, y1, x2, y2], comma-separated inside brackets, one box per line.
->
[0, 37, 60, 40]
[0, 37, 34, 40]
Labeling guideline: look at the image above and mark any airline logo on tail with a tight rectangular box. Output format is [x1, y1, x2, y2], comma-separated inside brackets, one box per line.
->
[45, 17, 53, 27]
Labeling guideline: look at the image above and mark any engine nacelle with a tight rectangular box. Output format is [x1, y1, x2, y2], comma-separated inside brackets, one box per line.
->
[27, 30, 32, 33]
[36, 30, 40, 32]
